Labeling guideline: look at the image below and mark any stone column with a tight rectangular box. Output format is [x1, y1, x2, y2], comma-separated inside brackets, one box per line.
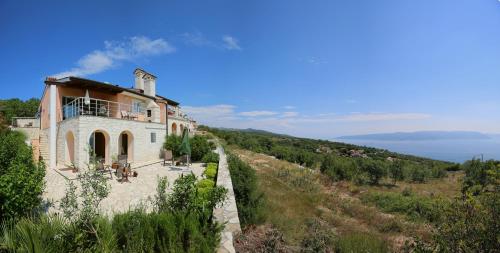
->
[49, 84, 57, 169]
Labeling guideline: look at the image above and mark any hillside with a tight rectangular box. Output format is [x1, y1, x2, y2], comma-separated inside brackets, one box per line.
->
[201, 126, 497, 252]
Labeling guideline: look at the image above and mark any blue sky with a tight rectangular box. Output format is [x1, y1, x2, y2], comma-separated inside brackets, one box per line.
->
[1, 0, 500, 138]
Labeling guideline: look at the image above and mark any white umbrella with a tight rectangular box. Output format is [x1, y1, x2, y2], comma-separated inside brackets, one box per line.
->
[84, 89, 90, 105]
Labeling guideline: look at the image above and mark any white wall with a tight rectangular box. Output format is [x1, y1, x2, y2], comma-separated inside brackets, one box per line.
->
[57, 116, 166, 169]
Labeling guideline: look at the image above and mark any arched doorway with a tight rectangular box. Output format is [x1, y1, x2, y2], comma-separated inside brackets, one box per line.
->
[65, 131, 75, 165]
[89, 130, 109, 163]
[119, 131, 134, 162]
[180, 124, 184, 134]
[172, 123, 177, 136]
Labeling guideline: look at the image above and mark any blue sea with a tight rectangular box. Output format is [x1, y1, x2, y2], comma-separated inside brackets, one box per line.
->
[336, 137, 500, 163]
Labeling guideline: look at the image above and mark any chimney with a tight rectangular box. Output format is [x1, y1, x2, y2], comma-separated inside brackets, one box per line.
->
[133, 69, 145, 90]
[143, 74, 156, 97]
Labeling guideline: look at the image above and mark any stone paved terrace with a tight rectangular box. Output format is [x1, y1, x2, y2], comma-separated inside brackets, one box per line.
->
[43, 161, 204, 216]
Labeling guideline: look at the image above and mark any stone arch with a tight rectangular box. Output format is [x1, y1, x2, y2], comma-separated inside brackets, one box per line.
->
[172, 122, 178, 136]
[65, 131, 75, 165]
[118, 130, 134, 162]
[88, 129, 110, 164]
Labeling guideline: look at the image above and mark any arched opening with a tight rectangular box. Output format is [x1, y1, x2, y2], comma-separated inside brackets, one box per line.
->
[118, 131, 134, 162]
[65, 131, 75, 165]
[89, 130, 110, 164]
[172, 123, 177, 136]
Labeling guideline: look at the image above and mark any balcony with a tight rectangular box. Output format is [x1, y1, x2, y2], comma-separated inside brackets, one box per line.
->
[62, 97, 145, 121]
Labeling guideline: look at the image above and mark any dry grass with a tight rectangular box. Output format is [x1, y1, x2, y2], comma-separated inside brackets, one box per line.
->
[229, 146, 461, 252]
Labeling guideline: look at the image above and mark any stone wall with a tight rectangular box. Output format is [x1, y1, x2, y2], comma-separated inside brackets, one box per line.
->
[56, 116, 166, 169]
[213, 146, 241, 253]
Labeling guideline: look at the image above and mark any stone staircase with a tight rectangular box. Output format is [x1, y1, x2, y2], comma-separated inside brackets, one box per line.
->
[39, 131, 50, 165]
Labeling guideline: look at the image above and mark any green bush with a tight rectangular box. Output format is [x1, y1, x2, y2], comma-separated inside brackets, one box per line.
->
[335, 232, 389, 253]
[361, 191, 447, 223]
[1, 172, 227, 252]
[0, 130, 45, 222]
[190, 135, 212, 161]
[163, 134, 182, 157]
[357, 159, 387, 185]
[202, 152, 219, 164]
[227, 153, 265, 227]
[204, 163, 218, 180]
[198, 179, 215, 189]
[112, 210, 221, 252]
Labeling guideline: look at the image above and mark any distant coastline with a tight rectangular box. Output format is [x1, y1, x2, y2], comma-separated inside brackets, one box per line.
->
[337, 131, 492, 142]
[335, 132, 500, 163]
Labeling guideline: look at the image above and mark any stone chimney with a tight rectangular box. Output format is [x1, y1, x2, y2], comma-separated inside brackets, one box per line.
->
[134, 69, 145, 90]
[143, 74, 156, 97]
[133, 68, 156, 97]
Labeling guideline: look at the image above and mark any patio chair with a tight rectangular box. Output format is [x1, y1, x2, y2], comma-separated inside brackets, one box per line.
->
[129, 112, 138, 120]
[120, 110, 129, 119]
[118, 154, 133, 176]
[97, 159, 113, 179]
[163, 150, 173, 166]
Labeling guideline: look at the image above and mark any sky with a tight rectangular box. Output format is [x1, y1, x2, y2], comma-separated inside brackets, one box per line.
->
[1, 0, 500, 139]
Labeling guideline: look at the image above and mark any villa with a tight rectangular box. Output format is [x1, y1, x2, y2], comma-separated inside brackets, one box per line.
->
[13, 68, 196, 170]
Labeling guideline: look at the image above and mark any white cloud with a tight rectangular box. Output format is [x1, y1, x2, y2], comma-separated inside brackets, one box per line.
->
[182, 104, 235, 119]
[53, 36, 175, 78]
[180, 31, 212, 47]
[283, 105, 296, 110]
[239, 111, 277, 117]
[338, 113, 432, 122]
[300, 57, 327, 65]
[281, 111, 299, 118]
[180, 104, 445, 138]
[222, 35, 242, 50]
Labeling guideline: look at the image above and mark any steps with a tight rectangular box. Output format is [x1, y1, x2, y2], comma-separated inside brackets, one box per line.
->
[39, 132, 50, 165]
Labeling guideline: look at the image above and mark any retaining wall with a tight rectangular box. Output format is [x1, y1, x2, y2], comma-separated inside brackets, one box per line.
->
[214, 146, 241, 253]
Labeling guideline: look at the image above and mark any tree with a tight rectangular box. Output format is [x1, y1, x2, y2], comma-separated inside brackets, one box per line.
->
[163, 134, 182, 157]
[0, 130, 45, 221]
[389, 160, 404, 184]
[359, 159, 386, 185]
[190, 135, 211, 161]
[0, 98, 40, 124]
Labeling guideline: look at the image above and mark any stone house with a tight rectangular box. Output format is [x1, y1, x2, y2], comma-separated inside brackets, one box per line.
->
[14, 68, 196, 169]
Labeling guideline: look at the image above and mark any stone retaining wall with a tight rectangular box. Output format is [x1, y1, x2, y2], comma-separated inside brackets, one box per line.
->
[213, 146, 241, 253]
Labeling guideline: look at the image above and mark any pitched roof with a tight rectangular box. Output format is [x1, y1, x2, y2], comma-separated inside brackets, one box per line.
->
[45, 76, 180, 106]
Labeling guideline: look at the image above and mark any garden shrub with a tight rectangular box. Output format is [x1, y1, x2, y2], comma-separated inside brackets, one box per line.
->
[361, 191, 447, 223]
[190, 135, 212, 161]
[227, 153, 265, 227]
[202, 152, 219, 164]
[198, 179, 215, 189]
[1, 172, 227, 253]
[204, 163, 218, 180]
[0, 130, 45, 222]
[163, 134, 182, 157]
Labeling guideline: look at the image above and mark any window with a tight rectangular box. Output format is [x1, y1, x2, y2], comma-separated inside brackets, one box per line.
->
[132, 100, 142, 113]
[150, 132, 156, 143]
[147, 110, 152, 117]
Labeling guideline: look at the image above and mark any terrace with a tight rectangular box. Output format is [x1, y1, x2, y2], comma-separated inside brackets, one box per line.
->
[62, 97, 146, 121]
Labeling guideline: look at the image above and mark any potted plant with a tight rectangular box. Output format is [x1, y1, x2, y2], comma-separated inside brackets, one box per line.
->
[111, 154, 119, 169]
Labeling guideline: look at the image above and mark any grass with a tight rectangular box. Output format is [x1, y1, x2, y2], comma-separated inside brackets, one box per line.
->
[335, 232, 390, 253]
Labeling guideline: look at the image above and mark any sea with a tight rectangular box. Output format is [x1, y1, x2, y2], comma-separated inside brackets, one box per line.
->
[335, 136, 500, 163]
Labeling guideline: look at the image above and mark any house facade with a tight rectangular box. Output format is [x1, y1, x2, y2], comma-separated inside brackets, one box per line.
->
[16, 68, 196, 169]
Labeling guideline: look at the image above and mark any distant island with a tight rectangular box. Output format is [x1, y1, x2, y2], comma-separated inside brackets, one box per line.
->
[337, 131, 492, 141]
